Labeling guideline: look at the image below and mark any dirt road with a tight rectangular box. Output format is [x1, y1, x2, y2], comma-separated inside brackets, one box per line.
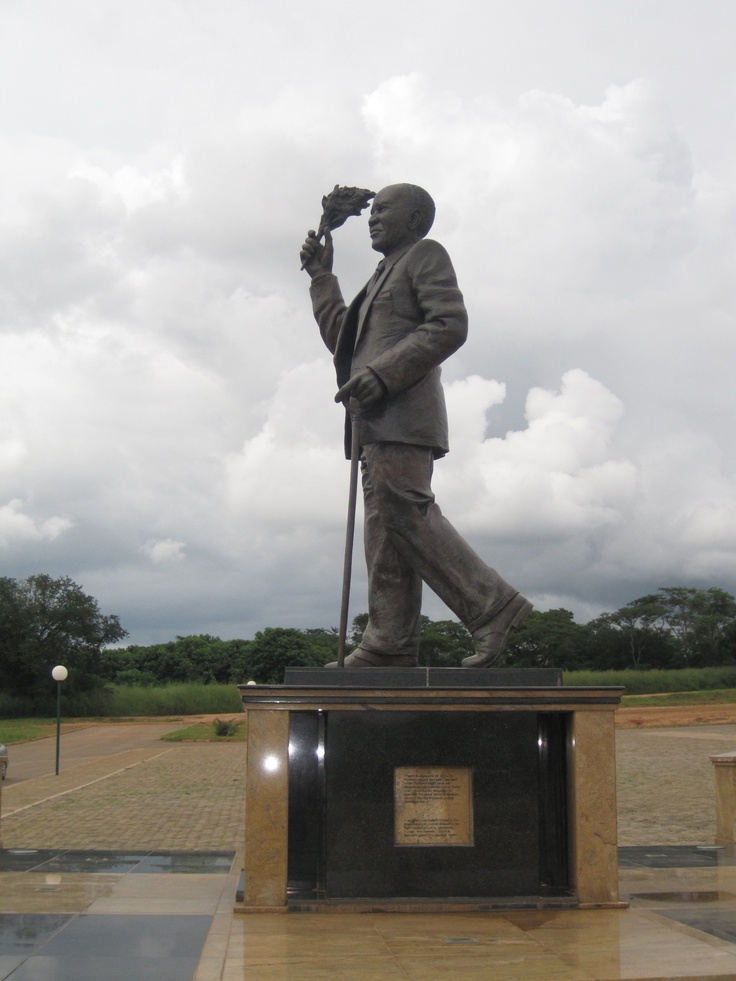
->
[617, 703, 736, 728]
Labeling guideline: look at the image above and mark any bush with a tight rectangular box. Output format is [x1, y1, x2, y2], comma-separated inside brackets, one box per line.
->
[213, 718, 240, 737]
[0, 691, 40, 719]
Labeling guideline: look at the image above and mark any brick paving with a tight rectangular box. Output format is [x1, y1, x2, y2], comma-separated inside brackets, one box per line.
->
[2, 720, 735, 853]
[616, 723, 736, 846]
[0, 742, 246, 850]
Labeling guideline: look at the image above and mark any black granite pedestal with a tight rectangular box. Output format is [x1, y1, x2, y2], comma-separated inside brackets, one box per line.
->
[238, 669, 623, 912]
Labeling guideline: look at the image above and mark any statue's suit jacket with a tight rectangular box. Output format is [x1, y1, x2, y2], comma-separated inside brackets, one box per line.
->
[309, 238, 468, 459]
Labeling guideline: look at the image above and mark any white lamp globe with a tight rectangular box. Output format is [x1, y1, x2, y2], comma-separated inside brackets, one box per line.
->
[52, 665, 68, 682]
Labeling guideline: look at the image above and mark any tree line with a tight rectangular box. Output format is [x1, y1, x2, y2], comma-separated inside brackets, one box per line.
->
[3, 576, 736, 700]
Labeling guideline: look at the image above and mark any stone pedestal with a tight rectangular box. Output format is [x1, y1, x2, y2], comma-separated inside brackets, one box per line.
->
[710, 752, 736, 845]
[238, 669, 623, 912]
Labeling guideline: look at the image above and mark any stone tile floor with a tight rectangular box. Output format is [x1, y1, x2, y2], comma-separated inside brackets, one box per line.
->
[3, 846, 736, 979]
[2, 724, 736, 979]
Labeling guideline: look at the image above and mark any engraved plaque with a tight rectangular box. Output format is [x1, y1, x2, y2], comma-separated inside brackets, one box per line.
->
[394, 766, 473, 847]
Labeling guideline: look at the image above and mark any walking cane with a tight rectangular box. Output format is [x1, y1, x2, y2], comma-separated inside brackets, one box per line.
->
[301, 185, 375, 666]
[336, 413, 361, 667]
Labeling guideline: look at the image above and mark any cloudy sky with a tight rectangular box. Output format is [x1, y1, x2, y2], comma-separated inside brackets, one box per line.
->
[2, 0, 735, 645]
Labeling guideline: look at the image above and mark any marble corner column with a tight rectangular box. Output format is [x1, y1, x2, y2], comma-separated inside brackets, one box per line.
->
[242, 710, 290, 908]
[568, 709, 620, 906]
[710, 751, 736, 845]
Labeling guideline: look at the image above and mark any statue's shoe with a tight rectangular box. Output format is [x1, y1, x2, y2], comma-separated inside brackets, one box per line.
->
[461, 594, 533, 667]
[325, 648, 418, 668]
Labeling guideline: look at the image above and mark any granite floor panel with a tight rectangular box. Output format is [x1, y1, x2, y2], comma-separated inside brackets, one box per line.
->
[0, 914, 212, 981]
[393, 951, 596, 981]
[221, 957, 413, 981]
[2, 721, 736, 979]
[38, 913, 211, 957]
[654, 908, 736, 945]
[4, 870, 736, 980]
[0, 911, 73, 978]
[0, 848, 236, 876]
[6, 953, 204, 981]
[221, 904, 736, 980]
[619, 846, 736, 870]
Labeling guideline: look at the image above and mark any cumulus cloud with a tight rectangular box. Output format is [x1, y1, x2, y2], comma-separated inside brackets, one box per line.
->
[69, 157, 189, 213]
[363, 74, 699, 321]
[143, 538, 187, 564]
[226, 361, 345, 508]
[0, 500, 72, 549]
[436, 369, 637, 541]
[1, 4, 736, 641]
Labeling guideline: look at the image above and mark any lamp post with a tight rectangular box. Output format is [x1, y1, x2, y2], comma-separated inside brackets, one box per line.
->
[51, 665, 68, 776]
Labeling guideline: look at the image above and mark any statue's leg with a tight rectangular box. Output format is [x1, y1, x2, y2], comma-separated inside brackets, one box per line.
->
[355, 451, 423, 664]
[362, 442, 523, 634]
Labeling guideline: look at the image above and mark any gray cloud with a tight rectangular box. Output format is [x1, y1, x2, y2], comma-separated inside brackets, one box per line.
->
[1, 2, 735, 643]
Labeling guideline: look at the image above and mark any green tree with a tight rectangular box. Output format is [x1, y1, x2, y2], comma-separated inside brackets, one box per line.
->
[0, 574, 127, 698]
[245, 627, 333, 683]
[302, 627, 340, 658]
[594, 587, 736, 668]
[102, 635, 256, 685]
[419, 618, 474, 665]
[587, 619, 676, 670]
[504, 609, 591, 668]
[660, 587, 736, 665]
[590, 594, 670, 668]
[350, 613, 368, 648]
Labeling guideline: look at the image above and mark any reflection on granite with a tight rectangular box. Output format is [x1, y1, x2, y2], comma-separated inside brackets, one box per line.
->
[0, 913, 211, 981]
[0, 849, 235, 875]
[0, 913, 73, 978]
[5, 848, 736, 979]
[657, 907, 736, 944]
[619, 844, 736, 868]
[132, 852, 236, 875]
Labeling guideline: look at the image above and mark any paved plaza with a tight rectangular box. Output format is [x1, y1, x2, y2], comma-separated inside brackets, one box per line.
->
[1, 719, 736, 979]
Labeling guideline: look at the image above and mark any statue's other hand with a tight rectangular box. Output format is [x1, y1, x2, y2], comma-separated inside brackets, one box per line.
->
[335, 368, 386, 414]
[300, 229, 333, 277]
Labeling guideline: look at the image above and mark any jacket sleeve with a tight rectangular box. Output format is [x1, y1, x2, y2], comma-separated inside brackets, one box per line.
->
[308, 272, 347, 355]
[366, 240, 469, 396]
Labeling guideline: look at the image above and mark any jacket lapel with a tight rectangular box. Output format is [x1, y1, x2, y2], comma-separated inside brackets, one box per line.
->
[355, 262, 391, 346]
[333, 286, 367, 386]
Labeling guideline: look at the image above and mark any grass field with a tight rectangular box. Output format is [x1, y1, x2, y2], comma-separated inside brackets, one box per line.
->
[621, 689, 736, 707]
[0, 719, 94, 744]
[3, 684, 736, 746]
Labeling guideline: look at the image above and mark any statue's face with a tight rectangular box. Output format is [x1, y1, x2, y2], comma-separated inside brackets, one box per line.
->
[368, 185, 420, 255]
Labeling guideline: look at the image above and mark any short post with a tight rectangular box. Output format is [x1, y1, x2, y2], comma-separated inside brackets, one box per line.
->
[52, 665, 68, 776]
[710, 751, 736, 845]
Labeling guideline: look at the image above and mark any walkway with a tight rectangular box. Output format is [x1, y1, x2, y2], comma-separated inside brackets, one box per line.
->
[1, 721, 736, 979]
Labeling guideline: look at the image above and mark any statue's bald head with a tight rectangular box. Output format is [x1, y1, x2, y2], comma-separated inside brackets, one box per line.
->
[389, 183, 435, 238]
[369, 184, 437, 255]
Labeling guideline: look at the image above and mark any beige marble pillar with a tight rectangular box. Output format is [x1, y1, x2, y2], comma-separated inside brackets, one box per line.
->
[568, 709, 620, 906]
[242, 709, 290, 908]
[710, 752, 736, 845]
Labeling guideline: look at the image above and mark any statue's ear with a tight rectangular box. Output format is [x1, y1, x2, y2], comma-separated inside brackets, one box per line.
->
[407, 208, 422, 231]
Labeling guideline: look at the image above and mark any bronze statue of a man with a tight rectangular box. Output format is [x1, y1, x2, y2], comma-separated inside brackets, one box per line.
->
[300, 184, 531, 667]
